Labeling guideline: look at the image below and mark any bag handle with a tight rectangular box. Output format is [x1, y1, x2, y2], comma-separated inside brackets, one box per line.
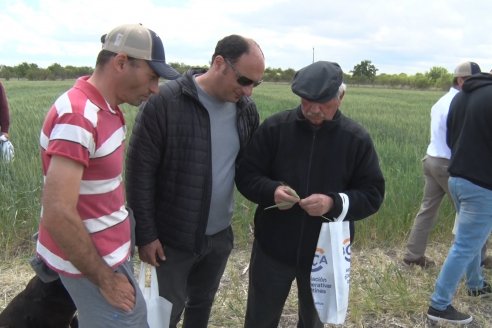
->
[334, 193, 349, 222]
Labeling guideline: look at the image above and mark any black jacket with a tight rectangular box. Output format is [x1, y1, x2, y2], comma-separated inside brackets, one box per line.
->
[126, 69, 259, 253]
[236, 107, 385, 269]
[447, 73, 492, 190]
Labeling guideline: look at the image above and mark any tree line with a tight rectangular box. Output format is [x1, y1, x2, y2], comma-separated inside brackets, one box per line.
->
[0, 60, 455, 90]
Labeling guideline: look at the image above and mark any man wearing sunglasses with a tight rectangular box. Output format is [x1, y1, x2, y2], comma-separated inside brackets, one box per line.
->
[126, 34, 265, 328]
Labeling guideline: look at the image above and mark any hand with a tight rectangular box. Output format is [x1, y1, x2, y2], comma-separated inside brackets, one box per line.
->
[99, 271, 136, 312]
[299, 194, 333, 217]
[138, 239, 165, 266]
[273, 185, 300, 210]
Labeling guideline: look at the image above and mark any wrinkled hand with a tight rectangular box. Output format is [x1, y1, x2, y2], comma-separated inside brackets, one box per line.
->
[273, 185, 300, 210]
[138, 239, 165, 266]
[99, 272, 135, 312]
[299, 194, 333, 217]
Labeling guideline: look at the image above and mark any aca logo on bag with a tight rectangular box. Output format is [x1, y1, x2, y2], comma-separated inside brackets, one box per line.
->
[343, 238, 351, 262]
[312, 247, 328, 272]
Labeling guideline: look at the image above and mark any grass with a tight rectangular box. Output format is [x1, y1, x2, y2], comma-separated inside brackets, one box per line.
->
[0, 81, 73, 260]
[1, 80, 490, 327]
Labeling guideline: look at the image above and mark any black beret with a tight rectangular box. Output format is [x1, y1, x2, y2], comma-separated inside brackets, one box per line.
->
[291, 61, 343, 102]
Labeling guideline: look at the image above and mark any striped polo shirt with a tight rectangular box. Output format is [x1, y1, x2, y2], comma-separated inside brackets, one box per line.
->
[36, 76, 131, 277]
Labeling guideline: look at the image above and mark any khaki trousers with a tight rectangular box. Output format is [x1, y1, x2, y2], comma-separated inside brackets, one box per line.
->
[405, 155, 452, 260]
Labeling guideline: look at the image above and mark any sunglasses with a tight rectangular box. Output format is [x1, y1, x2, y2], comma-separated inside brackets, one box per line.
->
[225, 58, 262, 87]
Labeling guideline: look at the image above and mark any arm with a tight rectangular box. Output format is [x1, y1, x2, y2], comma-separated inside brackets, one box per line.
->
[236, 120, 281, 206]
[0, 83, 10, 137]
[237, 121, 336, 216]
[126, 96, 166, 265]
[446, 94, 464, 151]
[42, 156, 135, 312]
[301, 118, 385, 221]
[338, 136, 385, 221]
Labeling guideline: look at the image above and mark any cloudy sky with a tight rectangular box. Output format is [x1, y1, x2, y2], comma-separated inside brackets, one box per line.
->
[1, 0, 492, 75]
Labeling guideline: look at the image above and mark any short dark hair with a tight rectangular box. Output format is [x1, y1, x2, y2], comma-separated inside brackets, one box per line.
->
[211, 35, 260, 64]
[95, 50, 139, 67]
[95, 50, 117, 67]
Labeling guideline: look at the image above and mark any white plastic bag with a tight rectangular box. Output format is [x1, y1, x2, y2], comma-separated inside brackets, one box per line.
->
[138, 262, 172, 328]
[310, 193, 351, 324]
[0, 135, 14, 162]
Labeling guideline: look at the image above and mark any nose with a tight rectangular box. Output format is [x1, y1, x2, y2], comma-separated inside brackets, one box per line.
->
[149, 80, 159, 94]
[309, 103, 321, 113]
[241, 84, 254, 97]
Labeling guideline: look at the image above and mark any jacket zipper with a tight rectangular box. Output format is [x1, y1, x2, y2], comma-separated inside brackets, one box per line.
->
[296, 130, 317, 267]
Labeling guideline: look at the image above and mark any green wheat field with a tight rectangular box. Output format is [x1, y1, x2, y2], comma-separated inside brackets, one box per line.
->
[0, 80, 490, 327]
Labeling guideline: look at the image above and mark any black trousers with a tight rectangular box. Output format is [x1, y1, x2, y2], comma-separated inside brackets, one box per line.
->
[155, 226, 233, 328]
[244, 240, 324, 328]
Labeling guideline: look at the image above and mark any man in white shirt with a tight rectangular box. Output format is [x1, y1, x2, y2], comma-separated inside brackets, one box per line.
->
[403, 61, 481, 268]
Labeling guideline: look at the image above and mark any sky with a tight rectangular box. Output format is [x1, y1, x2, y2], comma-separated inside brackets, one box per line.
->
[1, 0, 492, 75]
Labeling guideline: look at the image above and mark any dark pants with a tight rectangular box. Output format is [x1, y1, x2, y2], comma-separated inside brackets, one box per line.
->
[155, 226, 233, 328]
[244, 240, 323, 328]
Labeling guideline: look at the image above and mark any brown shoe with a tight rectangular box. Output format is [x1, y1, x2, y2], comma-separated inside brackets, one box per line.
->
[482, 256, 492, 269]
[403, 256, 435, 268]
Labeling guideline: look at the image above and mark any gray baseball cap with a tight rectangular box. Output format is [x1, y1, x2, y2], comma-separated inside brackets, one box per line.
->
[101, 24, 180, 80]
[453, 61, 481, 77]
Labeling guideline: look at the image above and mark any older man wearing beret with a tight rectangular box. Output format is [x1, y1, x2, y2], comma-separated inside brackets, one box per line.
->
[236, 61, 385, 327]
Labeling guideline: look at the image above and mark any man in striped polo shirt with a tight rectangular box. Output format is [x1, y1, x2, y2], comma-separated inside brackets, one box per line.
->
[35, 24, 180, 327]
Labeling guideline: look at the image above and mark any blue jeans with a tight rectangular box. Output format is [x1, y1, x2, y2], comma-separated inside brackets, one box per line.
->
[430, 177, 492, 310]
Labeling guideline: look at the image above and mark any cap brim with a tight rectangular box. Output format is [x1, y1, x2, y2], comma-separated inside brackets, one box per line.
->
[149, 61, 181, 80]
